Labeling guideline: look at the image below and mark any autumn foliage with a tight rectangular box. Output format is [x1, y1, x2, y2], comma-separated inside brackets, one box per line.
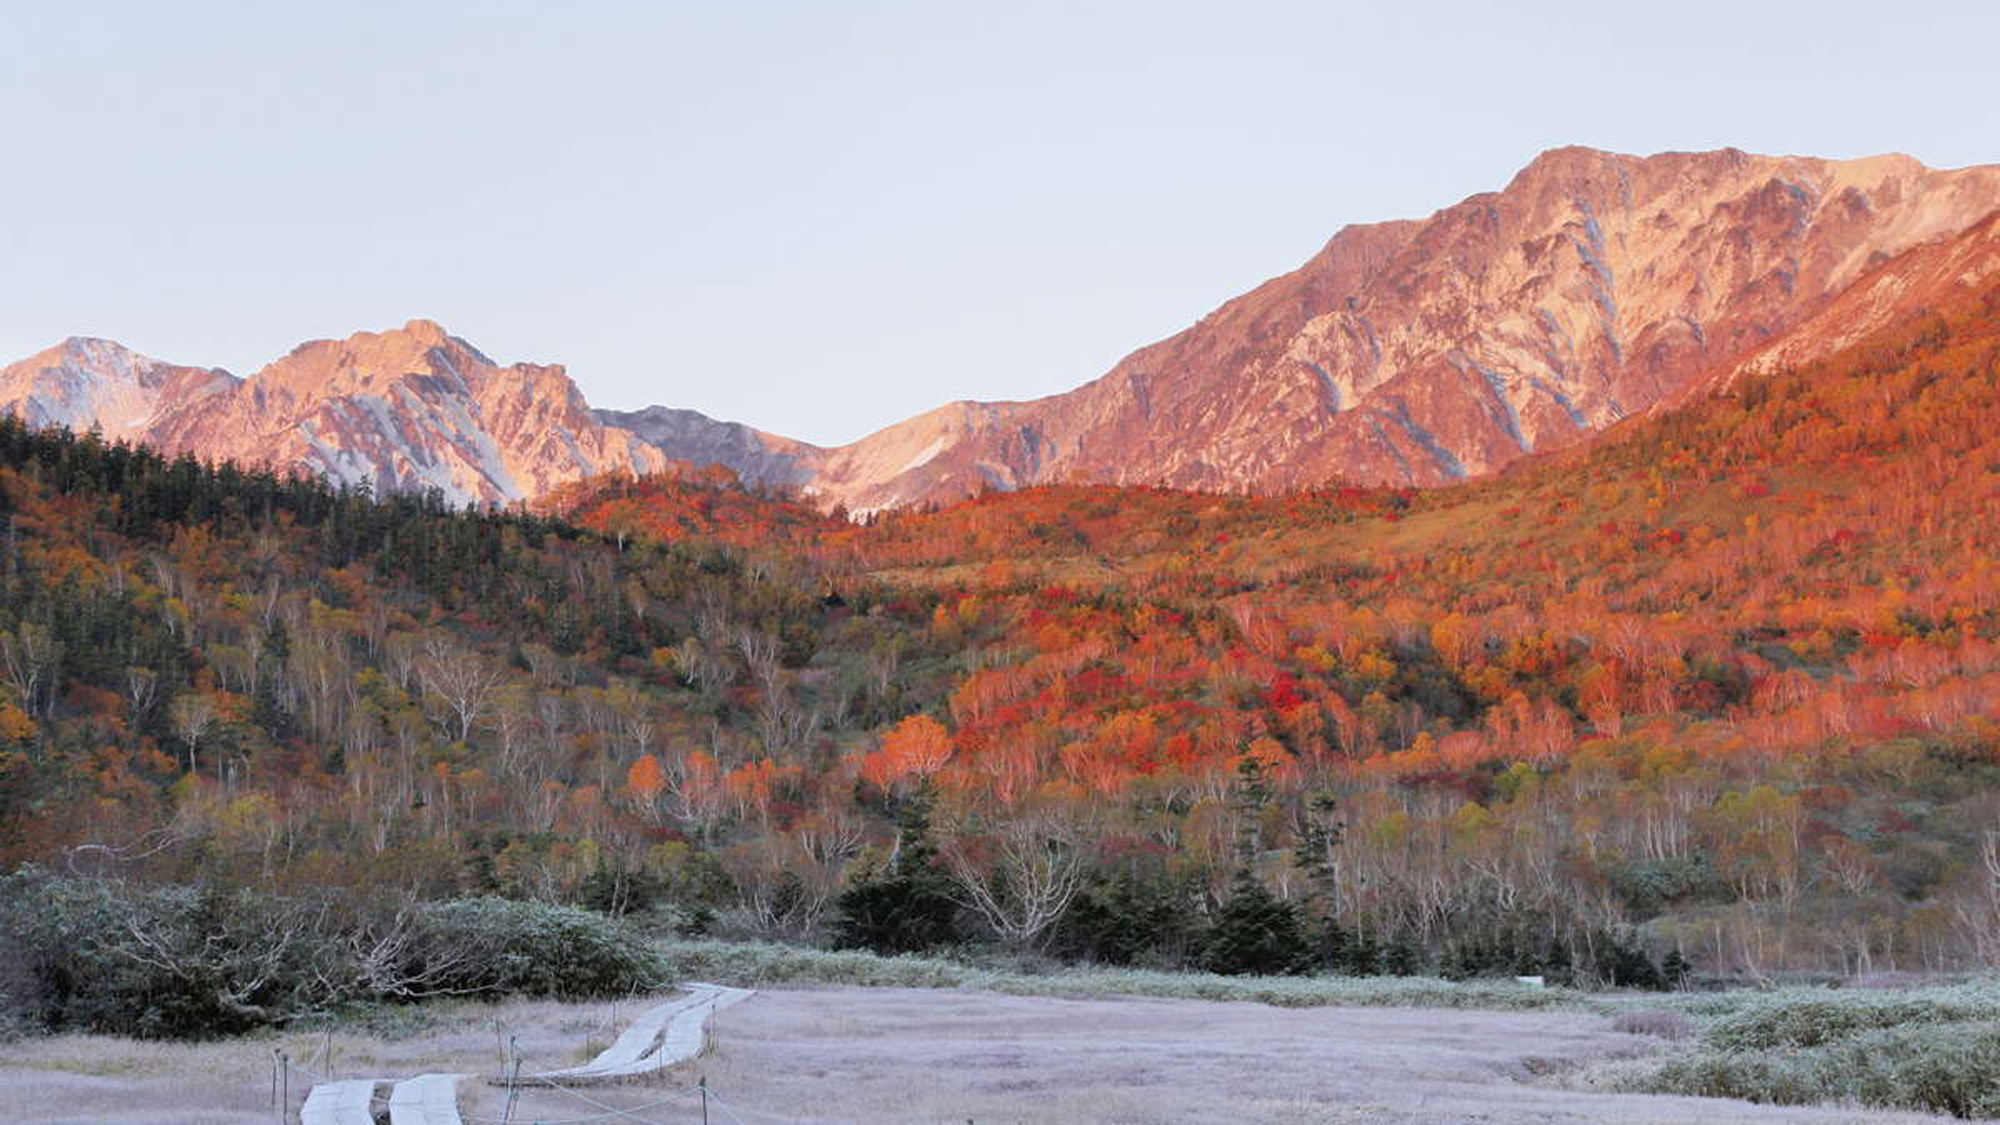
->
[6, 244, 2000, 988]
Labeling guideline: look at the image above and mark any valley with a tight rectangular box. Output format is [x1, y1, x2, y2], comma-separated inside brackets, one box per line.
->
[5, 142, 2000, 1123]
[10, 147, 1999, 514]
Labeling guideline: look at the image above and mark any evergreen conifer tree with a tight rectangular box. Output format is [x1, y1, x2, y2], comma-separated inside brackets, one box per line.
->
[1200, 865, 1312, 976]
[1661, 948, 1692, 990]
[832, 782, 960, 954]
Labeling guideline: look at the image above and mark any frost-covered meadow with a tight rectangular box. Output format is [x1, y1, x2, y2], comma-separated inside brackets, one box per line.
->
[10, 946, 2000, 1125]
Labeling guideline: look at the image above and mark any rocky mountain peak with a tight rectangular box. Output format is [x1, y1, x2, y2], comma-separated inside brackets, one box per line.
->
[6, 146, 1999, 514]
[55, 335, 145, 363]
[258, 320, 496, 400]
[772, 145, 2000, 511]
[0, 337, 234, 440]
[397, 317, 449, 343]
[0, 321, 664, 505]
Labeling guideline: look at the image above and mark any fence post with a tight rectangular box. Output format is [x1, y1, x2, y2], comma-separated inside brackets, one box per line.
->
[503, 1036, 522, 1125]
[700, 1075, 709, 1125]
[279, 1051, 289, 1123]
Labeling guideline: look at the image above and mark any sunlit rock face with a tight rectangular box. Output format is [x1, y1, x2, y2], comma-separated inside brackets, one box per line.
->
[151, 319, 683, 504]
[792, 147, 2000, 510]
[1691, 207, 2000, 400]
[593, 405, 818, 492]
[7, 148, 1997, 511]
[0, 338, 236, 443]
[2, 321, 683, 505]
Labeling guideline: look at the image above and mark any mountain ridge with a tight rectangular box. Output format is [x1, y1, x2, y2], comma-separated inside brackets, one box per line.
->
[800, 145, 2000, 510]
[0, 319, 689, 504]
[9, 145, 2000, 510]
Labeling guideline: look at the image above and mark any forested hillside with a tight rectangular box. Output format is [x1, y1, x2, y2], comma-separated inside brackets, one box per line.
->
[0, 422, 954, 906]
[587, 263, 2000, 981]
[536, 464, 842, 550]
[4, 259, 1999, 1015]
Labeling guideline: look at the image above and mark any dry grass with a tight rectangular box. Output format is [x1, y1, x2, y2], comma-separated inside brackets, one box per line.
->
[0, 996, 666, 1125]
[650, 935, 1594, 1011]
[1614, 1022, 2000, 1120]
[1848, 972, 1928, 991]
[1611, 1009, 1697, 1041]
[0, 985, 1960, 1125]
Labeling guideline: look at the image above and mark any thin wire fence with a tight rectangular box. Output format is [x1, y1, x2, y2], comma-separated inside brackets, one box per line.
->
[284, 1051, 728, 1125]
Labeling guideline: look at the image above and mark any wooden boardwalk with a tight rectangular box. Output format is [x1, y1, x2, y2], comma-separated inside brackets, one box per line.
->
[301, 984, 755, 1120]
[643, 983, 753, 1073]
[519, 982, 756, 1085]
[303, 1075, 468, 1125]
[529, 989, 713, 1081]
[299, 1078, 381, 1125]
[388, 1073, 468, 1125]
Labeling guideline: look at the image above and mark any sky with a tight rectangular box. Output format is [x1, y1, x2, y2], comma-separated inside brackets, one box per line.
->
[5, 0, 1998, 447]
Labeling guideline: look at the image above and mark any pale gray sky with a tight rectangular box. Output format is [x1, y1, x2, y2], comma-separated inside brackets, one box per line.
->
[5, 0, 1995, 446]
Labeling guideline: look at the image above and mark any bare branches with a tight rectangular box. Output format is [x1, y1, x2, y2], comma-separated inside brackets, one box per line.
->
[0, 622, 61, 717]
[124, 666, 160, 725]
[62, 828, 190, 876]
[169, 692, 218, 776]
[942, 805, 1092, 950]
[417, 636, 505, 743]
[335, 898, 490, 1002]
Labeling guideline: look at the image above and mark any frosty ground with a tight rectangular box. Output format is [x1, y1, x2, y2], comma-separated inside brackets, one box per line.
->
[0, 984, 1961, 1125]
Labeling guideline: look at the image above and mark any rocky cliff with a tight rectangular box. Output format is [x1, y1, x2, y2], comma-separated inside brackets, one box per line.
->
[1, 321, 681, 505]
[797, 147, 2000, 511]
[8, 147, 1997, 512]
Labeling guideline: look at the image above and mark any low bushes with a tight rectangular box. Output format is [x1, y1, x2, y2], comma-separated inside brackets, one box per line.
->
[413, 897, 663, 999]
[0, 868, 662, 1039]
[1614, 985, 2000, 1119]
[650, 934, 1588, 1011]
[1702, 993, 2000, 1050]
[1632, 1022, 2000, 1119]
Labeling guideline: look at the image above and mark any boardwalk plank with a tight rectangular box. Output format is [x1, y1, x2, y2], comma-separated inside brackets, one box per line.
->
[526, 989, 711, 1080]
[505, 983, 758, 1086]
[300, 1079, 381, 1125]
[647, 983, 753, 1068]
[388, 1072, 466, 1125]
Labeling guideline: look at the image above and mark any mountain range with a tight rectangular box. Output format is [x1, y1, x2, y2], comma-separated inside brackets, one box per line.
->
[7, 145, 1998, 511]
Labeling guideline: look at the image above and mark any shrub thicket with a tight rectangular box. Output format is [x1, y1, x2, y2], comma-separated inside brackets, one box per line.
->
[408, 897, 665, 999]
[1611, 985, 2000, 1119]
[1634, 1022, 2000, 1119]
[0, 868, 661, 1039]
[1702, 994, 2000, 1050]
[650, 933, 1588, 1011]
